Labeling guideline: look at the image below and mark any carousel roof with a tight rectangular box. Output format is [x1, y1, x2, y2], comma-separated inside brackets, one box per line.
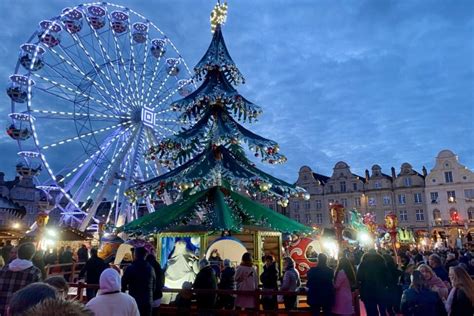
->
[122, 186, 311, 235]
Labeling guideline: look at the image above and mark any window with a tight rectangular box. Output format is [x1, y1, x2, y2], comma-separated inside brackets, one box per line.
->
[468, 208, 474, 222]
[444, 171, 453, 183]
[293, 202, 300, 210]
[433, 209, 441, 222]
[398, 194, 406, 205]
[315, 213, 323, 224]
[415, 209, 425, 221]
[305, 213, 311, 224]
[329, 185, 334, 193]
[404, 177, 412, 187]
[304, 201, 311, 210]
[355, 197, 361, 207]
[294, 214, 300, 222]
[414, 193, 422, 204]
[353, 183, 357, 191]
[447, 191, 456, 203]
[399, 210, 408, 222]
[464, 189, 474, 199]
[341, 198, 348, 207]
[374, 181, 381, 189]
[340, 181, 346, 193]
[383, 196, 391, 205]
[368, 197, 376, 206]
[315, 200, 322, 209]
[430, 192, 439, 204]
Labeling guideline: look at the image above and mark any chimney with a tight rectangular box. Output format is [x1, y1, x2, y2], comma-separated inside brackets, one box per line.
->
[422, 166, 428, 177]
[365, 169, 370, 182]
[391, 167, 396, 179]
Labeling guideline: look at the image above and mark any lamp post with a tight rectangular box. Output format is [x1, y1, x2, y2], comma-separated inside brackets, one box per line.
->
[385, 212, 399, 264]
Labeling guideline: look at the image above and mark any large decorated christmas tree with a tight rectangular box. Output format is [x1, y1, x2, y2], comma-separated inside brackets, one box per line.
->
[123, 3, 310, 234]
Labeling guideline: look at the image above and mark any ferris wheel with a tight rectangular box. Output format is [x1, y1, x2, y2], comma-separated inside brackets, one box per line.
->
[6, 2, 194, 231]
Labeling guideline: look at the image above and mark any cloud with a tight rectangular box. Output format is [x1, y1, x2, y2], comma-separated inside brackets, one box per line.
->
[0, 0, 472, 188]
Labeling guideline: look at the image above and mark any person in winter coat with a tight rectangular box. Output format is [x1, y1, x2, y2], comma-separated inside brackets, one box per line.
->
[7, 282, 57, 315]
[17, 298, 93, 316]
[145, 254, 164, 308]
[260, 255, 279, 310]
[235, 252, 259, 310]
[332, 257, 356, 316]
[218, 259, 235, 309]
[356, 250, 389, 316]
[122, 247, 156, 316]
[306, 253, 334, 316]
[400, 264, 416, 291]
[280, 257, 301, 310]
[0, 242, 42, 315]
[79, 247, 108, 300]
[59, 246, 74, 282]
[193, 258, 218, 313]
[77, 245, 89, 263]
[418, 264, 449, 300]
[383, 254, 402, 316]
[446, 266, 474, 316]
[86, 268, 140, 316]
[429, 254, 449, 282]
[400, 270, 446, 316]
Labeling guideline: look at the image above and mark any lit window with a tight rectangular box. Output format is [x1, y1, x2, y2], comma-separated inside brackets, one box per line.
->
[415, 209, 425, 221]
[447, 191, 456, 203]
[433, 209, 441, 222]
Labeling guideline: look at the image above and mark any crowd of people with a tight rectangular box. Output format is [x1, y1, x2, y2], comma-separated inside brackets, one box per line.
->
[0, 240, 473, 316]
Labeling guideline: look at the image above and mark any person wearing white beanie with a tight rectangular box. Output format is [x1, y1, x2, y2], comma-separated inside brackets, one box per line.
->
[86, 268, 139, 316]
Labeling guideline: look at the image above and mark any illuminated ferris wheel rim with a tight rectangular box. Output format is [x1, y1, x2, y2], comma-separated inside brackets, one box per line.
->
[7, 2, 195, 230]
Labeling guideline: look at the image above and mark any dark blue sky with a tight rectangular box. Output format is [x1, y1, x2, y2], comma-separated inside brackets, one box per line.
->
[0, 0, 472, 183]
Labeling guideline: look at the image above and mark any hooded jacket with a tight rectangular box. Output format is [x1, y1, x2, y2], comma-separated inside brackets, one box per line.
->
[87, 268, 139, 316]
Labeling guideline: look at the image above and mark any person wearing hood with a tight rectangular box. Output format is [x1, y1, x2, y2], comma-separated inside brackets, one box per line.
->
[86, 268, 140, 316]
[122, 247, 155, 316]
[0, 242, 42, 315]
[193, 258, 218, 312]
[418, 264, 449, 300]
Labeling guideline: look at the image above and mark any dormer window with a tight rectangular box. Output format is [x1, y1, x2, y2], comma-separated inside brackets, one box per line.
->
[404, 177, 412, 187]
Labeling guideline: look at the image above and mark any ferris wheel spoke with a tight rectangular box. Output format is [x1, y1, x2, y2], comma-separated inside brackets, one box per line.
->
[32, 73, 119, 114]
[126, 25, 142, 104]
[150, 79, 191, 111]
[138, 31, 151, 105]
[41, 121, 131, 150]
[68, 32, 126, 111]
[109, 33, 136, 107]
[147, 67, 175, 107]
[143, 53, 165, 106]
[81, 17, 128, 111]
[79, 126, 140, 231]
[49, 45, 124, 109]
[56, 125, 133, 184]
[30, 109, 129, 121]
